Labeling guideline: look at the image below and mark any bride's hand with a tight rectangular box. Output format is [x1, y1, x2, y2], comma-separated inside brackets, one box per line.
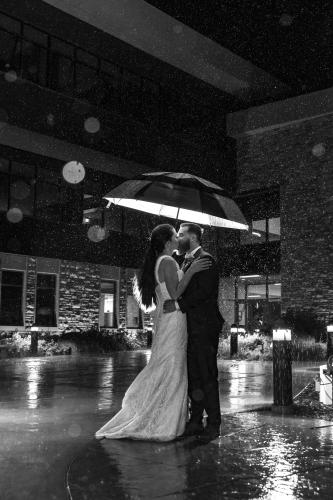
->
[189, 258, 212, 275]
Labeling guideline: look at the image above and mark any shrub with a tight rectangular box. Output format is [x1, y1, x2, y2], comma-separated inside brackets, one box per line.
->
[282, 308, 326, 342]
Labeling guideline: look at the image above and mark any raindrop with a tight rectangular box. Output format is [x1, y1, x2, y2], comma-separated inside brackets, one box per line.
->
[46, 113, 55, 126]
[312, 143, 326, 158]
[173, 25, 183, 34]
[6, 207, 23, 223]
[4, 69, 18, 83]
[279, 14, 293, 27]
[84, 117, 100, 134]
[11, 180, 30, 200]
[62, 161, 85, 184]
[68, 423, 81, 437]
[87, 225, 106, 243]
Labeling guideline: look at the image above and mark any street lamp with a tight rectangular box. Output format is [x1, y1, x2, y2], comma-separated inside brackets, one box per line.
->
[272, 318, 293, 412]
[30, 324, 39, 355]
[230, 325, 245, 357]
[230, 324, 238, 357]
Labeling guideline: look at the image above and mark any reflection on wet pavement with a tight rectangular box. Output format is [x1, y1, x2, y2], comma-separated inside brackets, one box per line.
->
[0, 352, 330, 499]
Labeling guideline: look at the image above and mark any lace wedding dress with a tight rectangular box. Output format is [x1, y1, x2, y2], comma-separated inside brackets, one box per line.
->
[95, 255, 188, 441]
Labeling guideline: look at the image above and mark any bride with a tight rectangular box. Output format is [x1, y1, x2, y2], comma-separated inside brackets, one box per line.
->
[95, 224, 210, 441]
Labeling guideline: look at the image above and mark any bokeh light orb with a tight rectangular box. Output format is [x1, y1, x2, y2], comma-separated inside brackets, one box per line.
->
[84, 117, 100, 134]
[4, 70, 18, 83]
[173, 25, 183, 34]
[312, 143, 326, 158]
[46, 113, 55, 126]
[62, 161, 85, 184]
[87, 225, 106, 242]
[279, 14, 293, 27]
[11, 180, 30, 200]
[6, 207, 23, 223]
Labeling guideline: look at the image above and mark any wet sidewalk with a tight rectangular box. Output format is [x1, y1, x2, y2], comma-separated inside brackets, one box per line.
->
[0, 352, 330, 499]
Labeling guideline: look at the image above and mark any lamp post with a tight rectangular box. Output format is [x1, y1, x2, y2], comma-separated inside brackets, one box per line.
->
[230, 325, 245, 357]
[272, 318, 293, 412]
[230, 324, 238, 357]
[30, 324, 39, 355]
[327, 321, 333, 359]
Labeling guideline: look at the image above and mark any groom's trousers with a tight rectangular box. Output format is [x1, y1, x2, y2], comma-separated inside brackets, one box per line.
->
[187, 335, 221, 428]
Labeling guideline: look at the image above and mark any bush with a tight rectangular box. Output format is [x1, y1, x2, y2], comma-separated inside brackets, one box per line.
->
[282, 308, 326, 342]
[58, 327, 149, 353]
[218, 333, 327, 362]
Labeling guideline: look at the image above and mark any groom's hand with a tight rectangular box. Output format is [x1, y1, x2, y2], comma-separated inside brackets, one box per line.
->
[163, 300, 177, 313]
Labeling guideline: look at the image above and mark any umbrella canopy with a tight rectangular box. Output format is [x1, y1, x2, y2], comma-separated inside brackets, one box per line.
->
[104, 172, 248, 230]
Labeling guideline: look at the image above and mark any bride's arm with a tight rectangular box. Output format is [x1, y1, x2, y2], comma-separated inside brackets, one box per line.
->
[159, 257, 211, 300]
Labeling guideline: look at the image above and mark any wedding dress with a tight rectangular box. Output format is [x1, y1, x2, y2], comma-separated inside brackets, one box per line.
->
[95, 255, 188, 441]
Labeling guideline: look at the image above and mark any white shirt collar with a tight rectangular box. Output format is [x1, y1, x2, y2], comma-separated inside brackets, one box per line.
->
[185, 246, 201, 259]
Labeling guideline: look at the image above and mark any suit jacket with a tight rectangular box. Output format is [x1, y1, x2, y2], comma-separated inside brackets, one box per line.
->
[177, 247, 224, 341]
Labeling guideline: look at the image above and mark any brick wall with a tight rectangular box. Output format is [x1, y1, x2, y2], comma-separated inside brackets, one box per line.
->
[235, 114, 333, 317]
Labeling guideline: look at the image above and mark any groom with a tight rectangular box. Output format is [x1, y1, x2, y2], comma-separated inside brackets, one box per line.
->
[164, 222, 224, 441]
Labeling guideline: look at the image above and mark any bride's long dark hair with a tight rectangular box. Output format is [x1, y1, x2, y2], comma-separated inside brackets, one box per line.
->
[134, 224, 175, 311]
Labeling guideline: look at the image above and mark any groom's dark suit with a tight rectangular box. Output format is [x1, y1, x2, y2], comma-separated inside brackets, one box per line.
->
[178, 247, 224, 429]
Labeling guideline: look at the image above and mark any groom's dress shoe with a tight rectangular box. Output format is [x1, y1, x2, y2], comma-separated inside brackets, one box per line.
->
[197, 425, 220, 442]
[181, 423, 204, 437]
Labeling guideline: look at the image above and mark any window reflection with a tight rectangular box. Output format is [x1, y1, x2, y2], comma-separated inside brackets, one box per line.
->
[98, 358, 114, 411]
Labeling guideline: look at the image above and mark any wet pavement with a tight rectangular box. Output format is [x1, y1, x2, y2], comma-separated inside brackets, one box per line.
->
[0, 352, 330, 499]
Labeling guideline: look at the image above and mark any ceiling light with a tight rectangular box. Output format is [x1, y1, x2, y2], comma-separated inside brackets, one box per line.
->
[239, 274, 261, 279]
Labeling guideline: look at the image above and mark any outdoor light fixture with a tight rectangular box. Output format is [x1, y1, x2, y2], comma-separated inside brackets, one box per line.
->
[272, 318, 293, 410]
[252, 231, 261, 237]
[239, 274, 261, 279]
[272, 328, 291, 341]
[327, 322, 333, 334]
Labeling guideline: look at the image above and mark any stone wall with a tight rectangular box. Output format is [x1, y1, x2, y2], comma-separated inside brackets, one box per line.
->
[25, 256, 37, 326]
[58, 260, 101, 330]
[235, 114, 333, 317]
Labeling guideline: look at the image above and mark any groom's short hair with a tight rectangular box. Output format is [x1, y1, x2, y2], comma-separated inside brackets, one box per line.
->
[180, 223, 203, 244]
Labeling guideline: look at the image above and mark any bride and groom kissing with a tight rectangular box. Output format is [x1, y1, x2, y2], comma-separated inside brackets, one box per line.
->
[96, 222, 224, 443]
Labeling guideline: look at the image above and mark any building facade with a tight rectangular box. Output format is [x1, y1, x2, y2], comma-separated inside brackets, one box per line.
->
[0, 2, 332, 335]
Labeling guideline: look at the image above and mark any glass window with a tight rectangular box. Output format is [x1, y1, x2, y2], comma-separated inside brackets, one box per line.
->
[247, 284, 267, 299]
[0, 13, 21, 34]
[21, 40, 47, 86]
[61, 186, 83, 224]
[10, 162, 35, 216]
[23, 25, 48, 46]
[49, 52, 74, 93]
[35, 274, 57, 326]
[0, 173, 8, 212]
[75, 62, 99, 103]
[99, 280, 117, 328]
[0, 28, 21, 72]
[141, 79, 159, 125]
[269, 283, 281, 299]
[121, 70, 142, 117]
[0, 270, 24, 325]
[268, 217, 280, 241]
[240, 219, 266, 245]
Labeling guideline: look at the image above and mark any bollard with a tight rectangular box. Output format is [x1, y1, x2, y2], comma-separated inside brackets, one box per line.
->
[327, 322, 333, 359]
[230, 324, 238, 357]
[272, 320, 293, 412]
[30, 325, 39, 355]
